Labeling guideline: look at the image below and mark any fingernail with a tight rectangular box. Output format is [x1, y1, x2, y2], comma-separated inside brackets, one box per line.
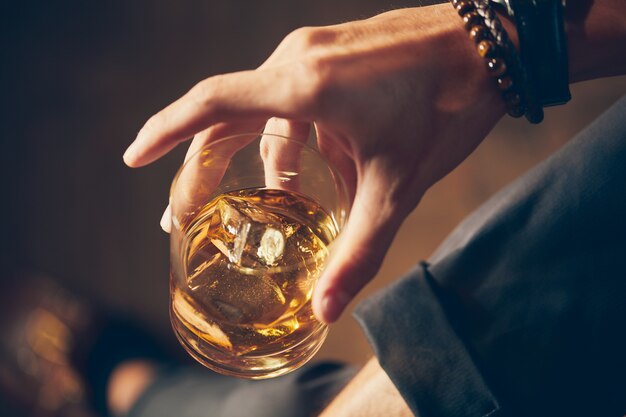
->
[320, 291, 350, 323]
[160, 205, 171, 233]
[123, 142, 138, 166]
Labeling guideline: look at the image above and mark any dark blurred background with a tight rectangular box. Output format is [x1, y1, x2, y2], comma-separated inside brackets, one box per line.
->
[1, 0, 625, 413]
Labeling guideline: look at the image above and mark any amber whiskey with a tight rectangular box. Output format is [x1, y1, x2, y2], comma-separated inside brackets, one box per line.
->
[170, 188, 338, 378]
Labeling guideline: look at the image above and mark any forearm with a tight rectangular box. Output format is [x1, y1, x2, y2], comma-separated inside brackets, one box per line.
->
[318, 357, 414, 417]
[566, 0, 626, 82]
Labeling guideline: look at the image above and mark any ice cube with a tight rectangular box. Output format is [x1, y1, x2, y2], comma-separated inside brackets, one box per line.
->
[209, 196, 294, 268]
[257, 227, 285, 266]
[210, 198, 252, 264]
[172, 290, 233, 349]
[195, 271, 287, 326]
[270, 221, 329, 302]
[197, 194, 331, 326]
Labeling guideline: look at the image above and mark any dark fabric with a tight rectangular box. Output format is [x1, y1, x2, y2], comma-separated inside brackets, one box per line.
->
[356, 262, 500, 417]
[355, 95, 626, 417]
[127, 361, 355, 417]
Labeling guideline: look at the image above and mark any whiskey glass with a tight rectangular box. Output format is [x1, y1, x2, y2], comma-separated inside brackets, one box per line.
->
[168, 133, 349, 379]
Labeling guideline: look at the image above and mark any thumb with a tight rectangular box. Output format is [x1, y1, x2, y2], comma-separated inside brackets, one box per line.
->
[312, 174, 407, 323]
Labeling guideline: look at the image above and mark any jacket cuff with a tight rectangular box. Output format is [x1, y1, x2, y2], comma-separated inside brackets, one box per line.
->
[353, 263, 500, 417]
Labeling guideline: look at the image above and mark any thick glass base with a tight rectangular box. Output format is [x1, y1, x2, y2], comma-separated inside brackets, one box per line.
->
[170, 310, 328, 379]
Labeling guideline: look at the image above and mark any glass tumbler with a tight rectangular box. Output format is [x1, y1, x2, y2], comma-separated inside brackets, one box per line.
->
[168, 133, 349, 379]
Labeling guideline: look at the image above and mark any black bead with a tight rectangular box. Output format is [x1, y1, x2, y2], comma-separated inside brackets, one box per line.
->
[454, 0, 474, 16]
[463, 11, 482, 30]
[504, 91, 522, 105]
[497, 75, 513, 91]
[469, 25, 490, 42]
[486, 58, 507, 77]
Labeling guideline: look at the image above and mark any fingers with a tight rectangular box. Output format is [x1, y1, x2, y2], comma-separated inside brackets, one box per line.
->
[182, 122, 263, 164]
[124, 68, 299, 168]
[312, 168, 407, 323]
[315, 124, 357, 204]
[160, 205, 172, 232]
[160, 122, 264, 232]
[261, 118, 310, 191]
[166, 123, 264, 233]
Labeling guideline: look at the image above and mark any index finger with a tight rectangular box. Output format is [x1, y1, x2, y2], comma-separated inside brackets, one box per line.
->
[123, 67, 301, 168]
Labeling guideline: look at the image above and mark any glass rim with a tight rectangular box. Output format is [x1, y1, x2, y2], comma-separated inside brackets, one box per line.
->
[169, 131, 350, 216]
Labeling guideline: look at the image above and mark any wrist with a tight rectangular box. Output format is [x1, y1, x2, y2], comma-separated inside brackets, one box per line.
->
[406, 4, 508, 119]
[405, 4, 508, 188]
[565, 0, 626, 82]
[495, 0, 626, 84]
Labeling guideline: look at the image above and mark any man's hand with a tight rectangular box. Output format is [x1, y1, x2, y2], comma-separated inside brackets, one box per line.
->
[123, 4, 506, 323]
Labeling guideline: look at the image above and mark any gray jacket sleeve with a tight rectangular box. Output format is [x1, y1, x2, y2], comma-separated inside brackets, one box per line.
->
[354, 96, 626, 417]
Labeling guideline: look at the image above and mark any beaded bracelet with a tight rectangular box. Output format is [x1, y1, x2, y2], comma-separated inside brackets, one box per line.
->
[474, 0, 543, 122]
[451, 0, 527, 119]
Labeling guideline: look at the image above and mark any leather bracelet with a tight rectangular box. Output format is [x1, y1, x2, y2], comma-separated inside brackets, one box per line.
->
[509, 0, 571, 109]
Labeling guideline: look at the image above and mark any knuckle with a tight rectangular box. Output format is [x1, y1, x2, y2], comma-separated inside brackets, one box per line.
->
[141, 114, 164, 136]
[343, 248, 382, 290]
[188, 77, 222, 113]
[277, 26, 342, 116]
[281, 27, 312, 50]
[289, 56, 335, 114]
[284, 26, 334, 50]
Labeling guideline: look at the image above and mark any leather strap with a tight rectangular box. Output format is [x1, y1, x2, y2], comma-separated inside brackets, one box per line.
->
[510, 0, 571, 109]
